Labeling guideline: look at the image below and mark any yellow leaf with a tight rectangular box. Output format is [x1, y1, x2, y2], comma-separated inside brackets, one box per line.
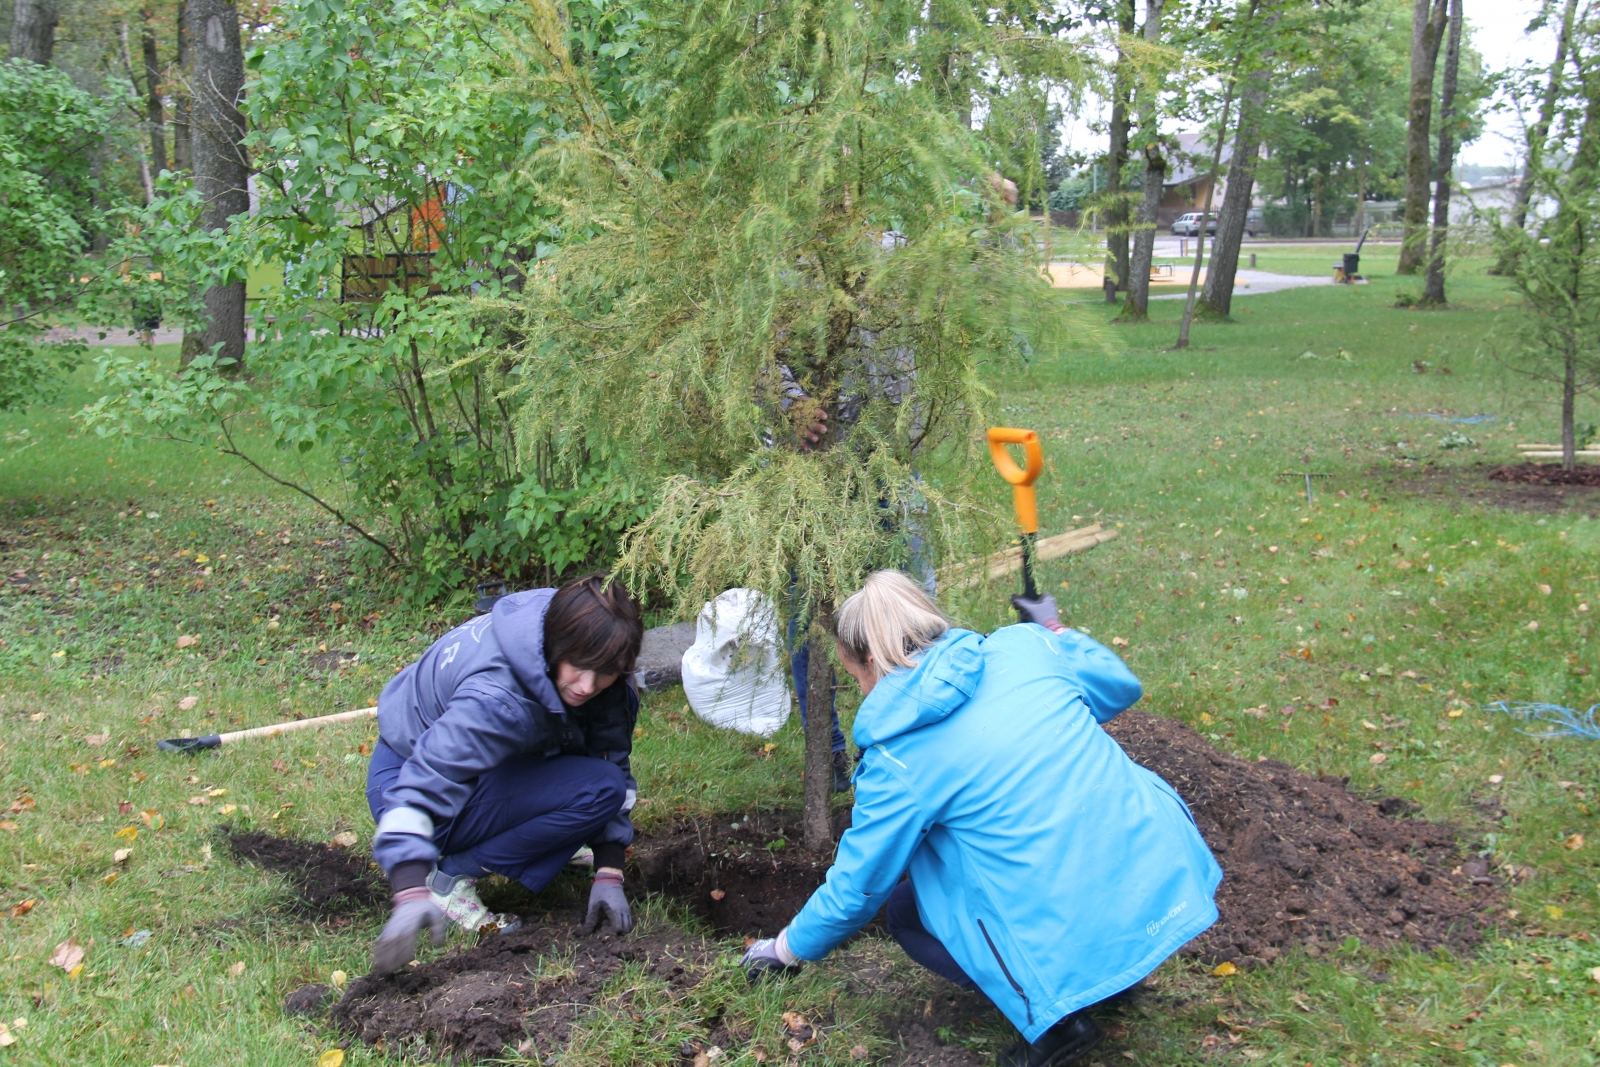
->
[1212, 961, 1238, 977]
[1447, 708, 1464, 718]
[101, 872, 119, 885]
[1545, 905, 1563, 920]
[318, 1050, 345, 1067]
[227, 961, 246, 978]
[1565, 833, 1585, 850]
[207, 788, 227, 797]
[194, 554, 210, 564]
[66, 964, 83, 980]
[219, 805, 237, 815]
[114, 826, 138, 842]
[98, 759, 116, 769]
[140, 810, 164, 830]
[330, 970, 347, 989]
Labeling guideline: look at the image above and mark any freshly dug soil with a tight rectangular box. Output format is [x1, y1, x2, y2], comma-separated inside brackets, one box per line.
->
[1105, 710, 1502, 966]
[1489, 462, 1600, 486]
[331, 909, 713, 1062]
[629, 808, 855, 936]
[226, 830, 386, 917]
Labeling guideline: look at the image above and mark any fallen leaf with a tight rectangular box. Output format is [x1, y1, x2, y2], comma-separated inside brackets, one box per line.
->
[1488, 775, 1504, 784]
[120, 929, 151, 947]
[1589, 966, 1600, 982]
[113, 849, 132, 864]
[318, 1050, 345, 1067]
[851, 1046, 869, 1060]
[207, 788, 228, 798]
[0, 822, 17, 833]
[48, 938, 84, 972]
[219, 805, 237, 815]
[117, 801, 132, 815]
[140, 810, 164, 830]
[1537, 583, 1551, 595]
[8, 899, 36, 918]
[0, 1023, 11, 1047]
[176, 634, 197, 648]
[226, 961, 246, 978]
[330, 831, 358, 848]
[1111, 636, 1129, 648]
[781, 1012, 809, 1032]
[67, 963, 83, 980]
[1369, 753, 1387, 764]
[330, 970, 347, 989]
[710, 889, 726, 901]
[177, 696, 198, 711]
[1565, 834, 1585, 850]
[1545, 905, 1564, 920]
[9, 797, 35, 813]
[115, 826, 137, 842]
[188, 796, 209, 806]
[101, 872, 119, 885]
[1212, 961, 1237, 977]
[1525, 620, 1539, 631]
[84, 733, 108, 747]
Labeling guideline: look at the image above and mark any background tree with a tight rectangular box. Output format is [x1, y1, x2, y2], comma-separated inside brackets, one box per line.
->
[9, 0, 57, 64]
[1398, 0, 1448, 274]
[1100, 0, 1136, 298]
[1420, 0, 1463, 307]
[1119, 0, 1166, 323]
[505, 0, 1084, 851]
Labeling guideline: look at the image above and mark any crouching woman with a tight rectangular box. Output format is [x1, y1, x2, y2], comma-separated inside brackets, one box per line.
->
[742, 572, 1221, 1067]
[366, 576, 643, 974]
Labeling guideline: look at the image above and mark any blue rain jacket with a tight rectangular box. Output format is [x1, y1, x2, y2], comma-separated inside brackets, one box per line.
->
[785, 625, 1221, 1042]
[370, 589, 637, 874]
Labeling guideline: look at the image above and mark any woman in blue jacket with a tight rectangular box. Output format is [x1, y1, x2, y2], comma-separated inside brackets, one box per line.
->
[366, 575, 643, 974]
[742, 571, 1221, 1067]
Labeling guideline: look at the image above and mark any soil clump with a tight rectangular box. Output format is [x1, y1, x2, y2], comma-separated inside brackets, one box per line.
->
[1105, 710, 1502, 967]
[330, 909, 713, 1062]
[1489, 461, 1600, 486]
[227, 830, 387, 917]
[1390, 462, 1600, 514]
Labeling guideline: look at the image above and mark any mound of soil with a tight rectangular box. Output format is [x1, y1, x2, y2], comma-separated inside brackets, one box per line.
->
[331, 910, 713, 1062]
[1489, 462, 1600, 486]
[1105, 710, 1501, 967]
[629, 809, 852, 936]
[227, 830, 386, 917]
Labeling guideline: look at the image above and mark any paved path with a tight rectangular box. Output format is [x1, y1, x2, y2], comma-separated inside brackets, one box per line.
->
[1150, 269, 1339, 299]
[40, 325, 185, 347]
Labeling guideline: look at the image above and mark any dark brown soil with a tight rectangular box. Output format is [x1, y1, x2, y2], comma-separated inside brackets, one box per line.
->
[226, 830, 387, 917]
[1489, 461, 1600, 486]
[629, 809, 855, 936]
[330, 909, 713, 1062]
[1390, 462, 1600, 514]
[1105, 710, 1502, 967]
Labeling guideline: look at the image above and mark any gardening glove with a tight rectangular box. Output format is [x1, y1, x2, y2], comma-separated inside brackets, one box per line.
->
[741, 928, 801, 984]
[583, 868, 633, 935]
[373, 886, 447, 975]
[1011, 593, 1061, 628]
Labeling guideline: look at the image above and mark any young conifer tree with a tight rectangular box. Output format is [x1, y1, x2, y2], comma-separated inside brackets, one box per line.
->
[503, 0, 1087, 849]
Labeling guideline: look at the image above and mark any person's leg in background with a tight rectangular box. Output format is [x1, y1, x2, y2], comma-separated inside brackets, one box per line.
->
[788, 614, 850, 792]
[886, 881, 1105, 1067]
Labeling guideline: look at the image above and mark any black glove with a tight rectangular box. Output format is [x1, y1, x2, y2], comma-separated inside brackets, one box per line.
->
[1011, 593, 1060, 627]
[373, 887, 447, 974]
[583, 869, 633, 934]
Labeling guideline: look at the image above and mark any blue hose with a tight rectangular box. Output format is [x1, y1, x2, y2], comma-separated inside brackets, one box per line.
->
[1488, 701, 1600, 740]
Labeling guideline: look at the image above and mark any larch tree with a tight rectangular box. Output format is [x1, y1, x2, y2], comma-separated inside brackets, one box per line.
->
[503, 0, 1086, 852]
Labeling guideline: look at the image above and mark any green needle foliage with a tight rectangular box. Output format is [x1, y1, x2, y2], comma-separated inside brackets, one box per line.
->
[502, 0, 1091, 621]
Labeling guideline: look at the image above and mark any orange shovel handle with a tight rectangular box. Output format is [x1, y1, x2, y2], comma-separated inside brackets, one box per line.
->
[986, 427, 1043, 534]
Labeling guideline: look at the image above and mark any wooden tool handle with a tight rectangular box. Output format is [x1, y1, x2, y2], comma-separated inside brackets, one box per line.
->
[218, 706, 377, 744]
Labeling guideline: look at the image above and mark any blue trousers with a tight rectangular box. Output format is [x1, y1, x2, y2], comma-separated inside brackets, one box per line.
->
[788, 619, 846, 754]
[366, 740, 625, 892]
[887, 879, 975, 989]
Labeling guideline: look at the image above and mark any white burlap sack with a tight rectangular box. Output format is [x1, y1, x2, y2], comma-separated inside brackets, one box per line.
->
[680, 588, 791, 737]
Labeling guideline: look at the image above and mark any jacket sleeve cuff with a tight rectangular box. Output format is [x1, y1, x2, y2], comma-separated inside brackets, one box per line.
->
[591, 841, 627, 872]
[374, 805, 434, 840]
[390, 860, 431, 892]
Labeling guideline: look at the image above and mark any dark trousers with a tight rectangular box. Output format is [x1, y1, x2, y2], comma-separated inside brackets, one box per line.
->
[887, 880, 976, 989]
[366, 740, 625, 892]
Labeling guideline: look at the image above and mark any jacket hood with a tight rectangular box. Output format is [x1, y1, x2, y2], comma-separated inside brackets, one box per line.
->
[491, 588, 566, 715]
[852, 629, 984, 750]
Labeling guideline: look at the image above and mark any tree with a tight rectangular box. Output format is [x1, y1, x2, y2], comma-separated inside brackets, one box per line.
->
[140, 5, 168, 179]
[1101, 0, 1136, 298]
[9, 0, 57, 65]
[180, 0, 247, 368]
[1495, 12, 1600, 472]
[505, 0, 1082, 851]
[1419, 0, 1462, 307]
[1119, 0, 1166, 323]
[1397, 0, 1448, 274]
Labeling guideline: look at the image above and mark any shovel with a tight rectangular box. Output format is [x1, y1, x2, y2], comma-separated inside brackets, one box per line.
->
[158, 706, 377, 753]
[986, 427, 1044, 612]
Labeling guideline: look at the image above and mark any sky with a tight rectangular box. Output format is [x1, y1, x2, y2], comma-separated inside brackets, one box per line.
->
[1461, 0, 1559, 169]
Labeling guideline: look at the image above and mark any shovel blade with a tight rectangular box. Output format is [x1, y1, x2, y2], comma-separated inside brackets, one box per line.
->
[157, 734, 222, 753]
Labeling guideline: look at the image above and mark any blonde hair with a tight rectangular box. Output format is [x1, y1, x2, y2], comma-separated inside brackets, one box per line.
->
[835, 570, 950, 680]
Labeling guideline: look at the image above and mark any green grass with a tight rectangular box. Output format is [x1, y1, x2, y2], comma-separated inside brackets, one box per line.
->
[3, 266, 1600, 1065]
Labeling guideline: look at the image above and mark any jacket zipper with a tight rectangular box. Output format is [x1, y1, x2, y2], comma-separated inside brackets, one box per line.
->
[977, 919, 1032, 1025]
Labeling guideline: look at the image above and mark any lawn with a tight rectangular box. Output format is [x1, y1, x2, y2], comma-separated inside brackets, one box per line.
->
[1, 260, 1597, 1067]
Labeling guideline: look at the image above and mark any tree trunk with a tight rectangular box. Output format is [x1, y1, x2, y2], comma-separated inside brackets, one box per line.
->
[141, 6, 168, 179]
[172, 0, 191, 173]
[1563, 345, 1578, 471]
[183, 0, 249, 370]
[9, 0, 57, 64]
[1121, 148, 1164, 321]
[1421, 0, 1462, 307]
[1102, 0, 1136, 298]
[801, 605, 836, 854]
[1203, 71, 1267, 316]
[1398, 0, 1449, 274]
[119, 23, 157, 205]
[1354, 154, 1367, 235]
[1176, 76, 1235, 350]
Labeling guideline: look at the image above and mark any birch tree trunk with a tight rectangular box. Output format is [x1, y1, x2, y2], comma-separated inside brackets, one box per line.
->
[1398, 0, 1449, 274]
[172, 0, 192, 173]
[182, 0, 249, 370]
[141, 6, 168, 179]
[1420, 0, 1462, 307]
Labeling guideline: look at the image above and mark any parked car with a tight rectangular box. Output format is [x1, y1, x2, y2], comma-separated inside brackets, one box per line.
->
[1171, 212, 1216, 236]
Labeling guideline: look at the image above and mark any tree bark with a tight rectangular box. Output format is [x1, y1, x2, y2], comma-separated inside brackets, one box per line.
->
[172, 0, 192, 173]
[801, 605, 836, 854]
[1102, 0, 1136, 298]
[182, 0, 249, 370]
[1398, 0, 1449, 274]
[1420, 0, 1462, 307]
[1198, 0, 1269, 319]
[8, 0, 57, 64]
[141, 6, 168, 179]
[1119, 0, 1164, 322]
[1176, 76, 1235, 350]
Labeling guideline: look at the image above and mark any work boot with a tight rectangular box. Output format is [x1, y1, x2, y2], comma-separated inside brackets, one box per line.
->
[427, 868, 497, 933]
[833, 749, 852, 793]
[995, 1011, 1104, 1067]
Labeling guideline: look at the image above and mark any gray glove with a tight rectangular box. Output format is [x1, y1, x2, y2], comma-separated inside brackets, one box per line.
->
[373, 887, 447, 974]
[584, 869, 633, 934]
[1011, 593, 1059, 627]
[741, 933, 801, 983]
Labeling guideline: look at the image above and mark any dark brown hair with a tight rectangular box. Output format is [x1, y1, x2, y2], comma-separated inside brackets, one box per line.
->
[544, 574, 643, 677]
